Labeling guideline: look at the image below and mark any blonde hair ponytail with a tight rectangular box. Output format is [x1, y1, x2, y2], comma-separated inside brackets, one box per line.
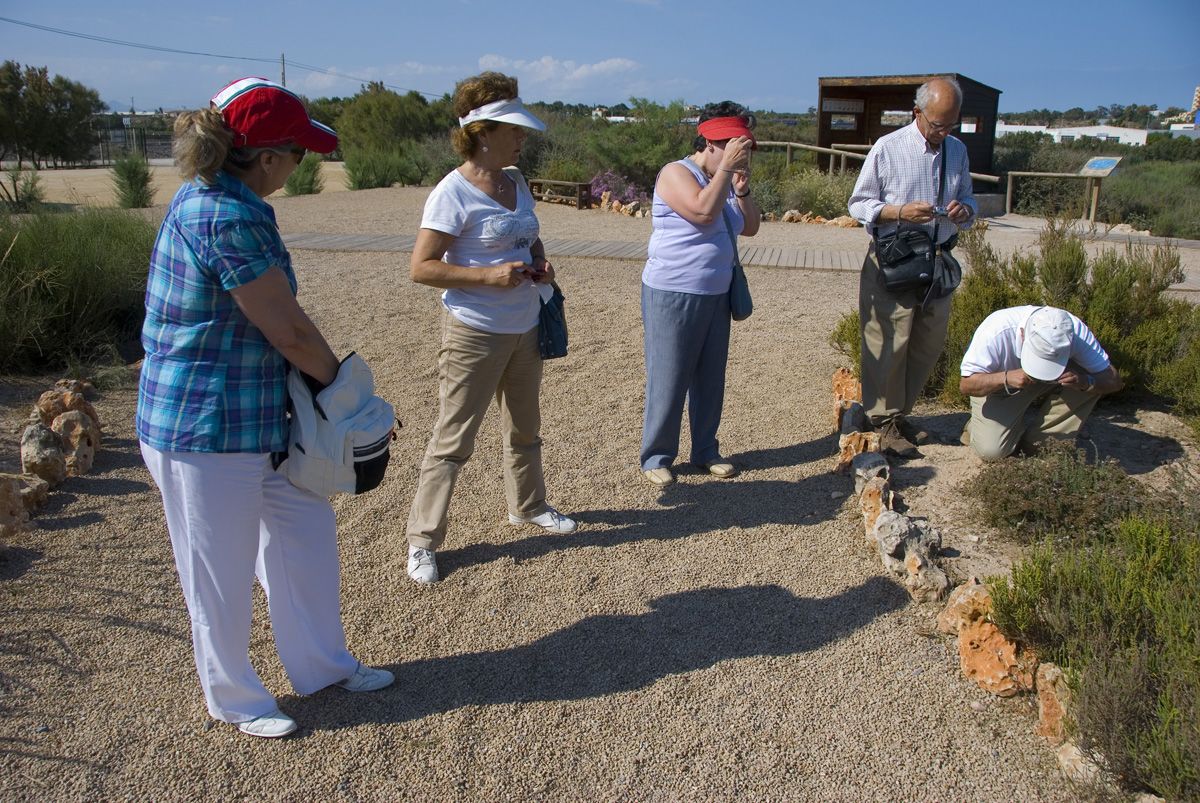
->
[173, 108, 233, 184]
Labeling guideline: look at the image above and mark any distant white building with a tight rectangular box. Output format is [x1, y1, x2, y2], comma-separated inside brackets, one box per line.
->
[996, 121, 1148, 146]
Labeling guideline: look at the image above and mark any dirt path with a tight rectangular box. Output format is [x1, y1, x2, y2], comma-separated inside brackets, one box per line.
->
[3, 185, 1194, 800]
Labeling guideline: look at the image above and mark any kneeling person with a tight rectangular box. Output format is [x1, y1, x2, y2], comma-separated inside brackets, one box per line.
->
[959, 306, 1122, 460]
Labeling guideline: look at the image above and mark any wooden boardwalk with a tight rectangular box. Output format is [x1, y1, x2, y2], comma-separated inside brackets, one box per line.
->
[282, 231, 1200, 291]
[282, 232, 864, 274]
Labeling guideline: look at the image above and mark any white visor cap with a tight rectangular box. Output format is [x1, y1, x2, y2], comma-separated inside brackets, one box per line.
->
[458, 97, 546, 131]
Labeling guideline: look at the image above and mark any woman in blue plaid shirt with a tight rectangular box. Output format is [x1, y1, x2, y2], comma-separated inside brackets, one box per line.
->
[136, 78, 392, 739]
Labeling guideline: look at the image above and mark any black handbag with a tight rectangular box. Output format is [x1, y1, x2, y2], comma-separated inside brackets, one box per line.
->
[873, 145, 962, 301]
[538, 282, 568, 359]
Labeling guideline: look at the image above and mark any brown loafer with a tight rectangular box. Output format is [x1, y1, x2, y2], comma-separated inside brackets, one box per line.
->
[878, 420, 922, 460]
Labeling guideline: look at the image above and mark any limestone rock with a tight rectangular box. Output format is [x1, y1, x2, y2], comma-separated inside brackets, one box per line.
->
[1035, 663, 1070, 745]
[835, 431, 880, 474]
[34, 389, 101, 431]
[838, 400, 867, 435]
[0, 476, 30, 545]
[825, 215, 861, 228]
[621, 200, 640, 216]
[1055, 742, 1102, 787]
[958, 619, 1035, 697]
[51, 410, 100, 476]
[20, 423, 67, 486]
[781, 209, 802, 223]
[859, 476, 893, 535]
[54, 378, 97, 399]
[611, 201, 623, 214]
[763, 212, 778, 222]
[809, 215, 827, 224]
[599, 190, 612, 210]
[0, 473, 50, 512]
[851, 451, 890, 495]
[904, 550, 950, 602]
[872, 510, 912, 572]
[937, 577, 992, 635]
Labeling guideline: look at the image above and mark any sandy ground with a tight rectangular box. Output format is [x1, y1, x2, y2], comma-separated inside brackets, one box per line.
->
[3, 181, 1198, 800]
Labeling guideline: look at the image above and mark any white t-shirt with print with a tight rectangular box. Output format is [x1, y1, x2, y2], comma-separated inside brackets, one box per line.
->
[420, 167, 541, 334]
[960, 305, 1111, 377]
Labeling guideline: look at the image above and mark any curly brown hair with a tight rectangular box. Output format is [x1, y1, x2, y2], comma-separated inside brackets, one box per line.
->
[450, 72, 520, 159]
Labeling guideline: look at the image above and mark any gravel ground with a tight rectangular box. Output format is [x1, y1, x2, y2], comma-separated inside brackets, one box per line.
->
[4, 181, 1196, 800]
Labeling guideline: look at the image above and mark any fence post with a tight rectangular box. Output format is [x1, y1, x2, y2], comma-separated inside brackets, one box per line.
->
[1005, 174, 1014, 214]
[786, 144, 792, 166]
[1089, 178, 1100, 225]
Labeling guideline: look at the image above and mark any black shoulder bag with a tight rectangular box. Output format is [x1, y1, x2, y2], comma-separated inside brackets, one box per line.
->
[874, 147, 962, 302]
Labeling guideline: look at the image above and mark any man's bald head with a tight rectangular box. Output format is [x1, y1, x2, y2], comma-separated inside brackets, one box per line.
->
[914, 77, 962, 146]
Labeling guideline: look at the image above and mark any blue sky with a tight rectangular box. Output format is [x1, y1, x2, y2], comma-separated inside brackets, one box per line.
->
[3, 0, 1198, 114]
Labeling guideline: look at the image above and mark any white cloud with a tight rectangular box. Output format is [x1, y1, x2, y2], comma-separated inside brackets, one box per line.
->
[478, 54, 639, 91]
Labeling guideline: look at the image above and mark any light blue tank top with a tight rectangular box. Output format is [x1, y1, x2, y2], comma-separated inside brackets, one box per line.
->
[642, 158, 744, 296]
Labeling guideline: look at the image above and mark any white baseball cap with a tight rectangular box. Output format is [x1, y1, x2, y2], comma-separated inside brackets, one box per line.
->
[1021, 307, 1074, 382]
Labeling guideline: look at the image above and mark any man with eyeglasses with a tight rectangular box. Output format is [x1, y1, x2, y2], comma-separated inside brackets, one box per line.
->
[848, 76, 978, 459]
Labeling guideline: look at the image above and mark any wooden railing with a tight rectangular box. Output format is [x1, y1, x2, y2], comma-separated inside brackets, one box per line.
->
[755, 140, 1002, 185]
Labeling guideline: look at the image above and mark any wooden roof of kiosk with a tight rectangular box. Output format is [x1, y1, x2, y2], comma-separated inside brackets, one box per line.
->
[817, 73, 1001, 174]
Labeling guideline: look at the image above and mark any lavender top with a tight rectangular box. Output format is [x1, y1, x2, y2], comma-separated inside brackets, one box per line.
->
[642, 158, 744, 296]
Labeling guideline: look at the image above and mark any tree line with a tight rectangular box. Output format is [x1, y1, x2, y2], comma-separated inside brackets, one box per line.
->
[0, 61, 105, 167]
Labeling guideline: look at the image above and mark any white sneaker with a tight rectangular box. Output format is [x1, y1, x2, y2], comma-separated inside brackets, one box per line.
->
[236, 709, 297, 738]
[336, 662, 395, 693]
[407, 545, 438, 583]
[508, 505, 577, 534]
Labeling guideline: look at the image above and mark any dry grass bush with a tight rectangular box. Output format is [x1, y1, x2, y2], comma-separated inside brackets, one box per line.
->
[966, 440, 1145, 544]
[0, 208, 154, 372]
[284, 152, 324, 196]
[110, 151, 154, 208]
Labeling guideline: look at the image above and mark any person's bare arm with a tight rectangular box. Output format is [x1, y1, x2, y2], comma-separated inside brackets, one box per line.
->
[410, 228, 529, 289]
[655, 136, 753, 226]
[959, 368, 1040, 397]
[229, 266, 339, 385]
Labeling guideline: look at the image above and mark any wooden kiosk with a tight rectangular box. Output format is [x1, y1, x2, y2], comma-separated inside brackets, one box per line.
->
[816, 73, 1001, 174]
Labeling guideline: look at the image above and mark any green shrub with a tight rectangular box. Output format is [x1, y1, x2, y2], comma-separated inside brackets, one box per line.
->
[343, 148, 419, 190]
[110, 151, 154, 208]
[410, 135, 461, 185]
[284, 152, 324, 196]
[989, 515, 1199, 799]
[774, 167, 857, 218]
[0, 166, 45, 211]
[965, 440, 1145, 544]
[0, 208, 155, 372]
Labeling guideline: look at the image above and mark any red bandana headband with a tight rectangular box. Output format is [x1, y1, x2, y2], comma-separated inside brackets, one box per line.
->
[697, 116, 756, 147]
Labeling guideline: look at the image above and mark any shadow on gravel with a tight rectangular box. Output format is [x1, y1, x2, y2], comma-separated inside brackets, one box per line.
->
[439, 477, 842, 578]
[1080, 410, 1184, 476]
[286, 577, 909, 729]
[731, 432, 838, 470]
[0, 546, 41, 582]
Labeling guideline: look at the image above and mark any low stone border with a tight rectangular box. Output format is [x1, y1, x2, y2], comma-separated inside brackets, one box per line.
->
[828, 368, 1147, 797]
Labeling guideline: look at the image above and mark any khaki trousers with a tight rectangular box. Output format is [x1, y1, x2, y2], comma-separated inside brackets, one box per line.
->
[967, 385, 1098, 461]
[858, 247, 954, 426]
[406, 314, 545, 550]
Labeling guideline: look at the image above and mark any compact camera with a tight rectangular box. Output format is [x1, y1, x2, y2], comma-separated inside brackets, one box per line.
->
[933, 205, 950, 217]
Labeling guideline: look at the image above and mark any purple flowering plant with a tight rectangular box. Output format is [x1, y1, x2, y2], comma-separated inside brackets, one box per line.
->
[590, 170, 649, 205]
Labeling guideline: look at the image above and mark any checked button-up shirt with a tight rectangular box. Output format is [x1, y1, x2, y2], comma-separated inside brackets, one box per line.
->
[137, 170, 296, 454]
[848, 121, 977, 245]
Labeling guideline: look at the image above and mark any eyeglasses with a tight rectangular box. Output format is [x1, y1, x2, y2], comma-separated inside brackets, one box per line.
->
[918, 109, 959, 132]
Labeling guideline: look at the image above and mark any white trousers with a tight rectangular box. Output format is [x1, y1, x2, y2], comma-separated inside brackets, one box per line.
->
[141, 443, 359, 723]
